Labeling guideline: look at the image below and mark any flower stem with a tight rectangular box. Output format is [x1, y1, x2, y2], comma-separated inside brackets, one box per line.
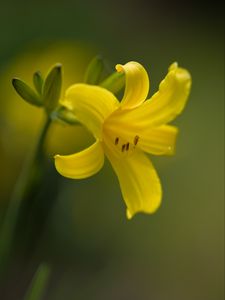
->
[23, 263, 51, 300]
[0, 115, 51, 274]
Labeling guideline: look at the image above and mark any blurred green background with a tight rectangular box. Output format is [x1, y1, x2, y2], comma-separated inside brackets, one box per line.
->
[0, 0, 224, 299]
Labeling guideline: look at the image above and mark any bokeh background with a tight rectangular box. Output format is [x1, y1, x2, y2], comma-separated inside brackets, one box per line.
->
[0, 0, 224, 299]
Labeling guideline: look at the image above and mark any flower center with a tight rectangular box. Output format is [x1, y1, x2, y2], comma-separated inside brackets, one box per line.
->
[102, 110, 141, 157]
[103, 126, 140, 158]
[114, 135, 140, 153]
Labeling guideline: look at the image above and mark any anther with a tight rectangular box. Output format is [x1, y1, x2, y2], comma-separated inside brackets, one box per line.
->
[126, 142, 130, 151]
[115, 137, 119, 145]
[134, 135, 139, 145]
[122, 144, 126, 152]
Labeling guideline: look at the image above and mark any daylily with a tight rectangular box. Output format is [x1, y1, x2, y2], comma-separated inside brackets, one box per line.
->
[54, 61, 191, 218]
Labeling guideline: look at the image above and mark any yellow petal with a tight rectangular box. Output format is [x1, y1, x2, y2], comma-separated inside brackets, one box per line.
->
[63, 84, 119, 139]
[104, 145, 162, 218]
[137, 125, 178, 155]
[145, 62, 192, 125]
[54, 141, 104, 179]
[116, 61, 149, 109]
[109, 63, 191, 128]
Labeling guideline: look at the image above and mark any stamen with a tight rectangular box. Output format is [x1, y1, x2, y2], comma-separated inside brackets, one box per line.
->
[115, 137, 119, 145]
[122, 144, 126, 152]
[126, 142, 130, 151]
[134, 135, 139, 145]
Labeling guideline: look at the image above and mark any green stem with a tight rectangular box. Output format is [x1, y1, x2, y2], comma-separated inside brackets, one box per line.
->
[23, 263, 51, 300]
[0, 115, 51, 273]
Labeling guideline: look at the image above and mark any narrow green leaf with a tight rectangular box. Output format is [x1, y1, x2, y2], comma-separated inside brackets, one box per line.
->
[43, 64, 62, 113]
[33, 71, 44, 95]
[51, 106, 80, 125]
[84, 55, 104, 84]
[100, 72, 125, 94]
[24, 264, 51, 300]
[12, 78, 42, 107]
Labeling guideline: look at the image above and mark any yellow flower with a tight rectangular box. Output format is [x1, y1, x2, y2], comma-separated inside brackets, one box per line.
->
[54, 61, 191, 219]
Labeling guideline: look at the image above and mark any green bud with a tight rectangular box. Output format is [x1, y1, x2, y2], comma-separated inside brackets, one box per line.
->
[51, 106, 80, 125]
[33, 71, 44, 95]
[43, 64, 62, 113]
[100, 72, 125, 94]
[12, 78, 42, 107]
[84, 55, 104, 84]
